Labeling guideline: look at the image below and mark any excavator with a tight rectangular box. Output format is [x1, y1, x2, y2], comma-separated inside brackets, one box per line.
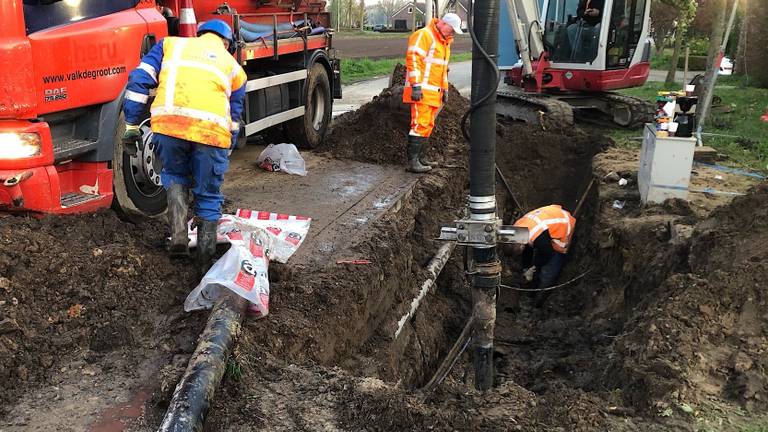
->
[496, 0, 654, 128]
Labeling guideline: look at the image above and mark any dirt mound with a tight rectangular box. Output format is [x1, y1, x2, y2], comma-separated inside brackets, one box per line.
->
[0, 212, 200, 413]
[321, 79, 469, 167]
[607, 184, 768, 414]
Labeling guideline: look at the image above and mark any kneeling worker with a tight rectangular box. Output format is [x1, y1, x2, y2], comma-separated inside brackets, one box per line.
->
[123, 20, 247, 271]
[511, 205, 576, 288]
[402, 13, 463, 173]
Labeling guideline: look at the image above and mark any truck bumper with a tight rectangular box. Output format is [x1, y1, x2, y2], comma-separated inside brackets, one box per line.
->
[0, 162, 113, 214]
[0, 120, 113, 214]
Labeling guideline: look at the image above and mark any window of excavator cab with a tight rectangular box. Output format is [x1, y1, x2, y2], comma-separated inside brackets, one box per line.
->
[23, 0, 140, 35]
[545, 0, 600, 63]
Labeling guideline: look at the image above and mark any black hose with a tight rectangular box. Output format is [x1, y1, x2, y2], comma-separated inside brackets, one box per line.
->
[460, 0, 501, 142]
[158, 291, 248, 432]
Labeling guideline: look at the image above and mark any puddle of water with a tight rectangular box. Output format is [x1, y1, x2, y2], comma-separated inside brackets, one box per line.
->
[89, 386, 153, 432]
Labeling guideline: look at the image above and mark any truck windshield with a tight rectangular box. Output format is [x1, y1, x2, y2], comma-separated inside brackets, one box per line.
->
[23, 0, 139, 35]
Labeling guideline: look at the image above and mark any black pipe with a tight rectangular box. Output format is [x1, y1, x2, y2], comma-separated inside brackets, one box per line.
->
[469, 0, 500, 199]
[467, 0, 501, 392]
[158, 290, 248, 432]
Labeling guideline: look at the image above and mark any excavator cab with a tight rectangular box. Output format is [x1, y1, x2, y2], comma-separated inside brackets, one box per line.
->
[541, 0, 650, 69]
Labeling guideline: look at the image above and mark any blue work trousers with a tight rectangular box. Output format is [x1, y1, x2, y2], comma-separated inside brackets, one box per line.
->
[538, 252, 565, 289]
[154, 133, 230, 222]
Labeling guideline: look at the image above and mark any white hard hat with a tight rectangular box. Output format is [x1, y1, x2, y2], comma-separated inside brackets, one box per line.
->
[441, 13, 463, 34]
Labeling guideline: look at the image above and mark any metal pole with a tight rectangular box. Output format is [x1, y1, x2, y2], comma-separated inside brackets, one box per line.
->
[696, 0, 738, 146]
[468, 0, 500, 391]
[683, 46, 690, 85]
[426, 0, 434, 22]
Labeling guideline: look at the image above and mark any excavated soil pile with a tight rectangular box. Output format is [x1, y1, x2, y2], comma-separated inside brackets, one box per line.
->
[322, 80, 468, 166]
[0, 212, 202, 415]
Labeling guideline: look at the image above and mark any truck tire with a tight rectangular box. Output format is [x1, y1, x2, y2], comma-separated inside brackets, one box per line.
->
[285, 63, 332, 149]
[112, 113, 166, 219]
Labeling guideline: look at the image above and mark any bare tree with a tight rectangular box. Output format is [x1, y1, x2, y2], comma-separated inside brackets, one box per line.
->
[379, 0, 406, 27]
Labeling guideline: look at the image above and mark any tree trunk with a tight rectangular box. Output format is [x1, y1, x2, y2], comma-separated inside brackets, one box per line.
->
[734, 0, 747, 74]
[360, 0, 365, 30]
[665, 23, 685, 87]
[745, 0, 768, 86]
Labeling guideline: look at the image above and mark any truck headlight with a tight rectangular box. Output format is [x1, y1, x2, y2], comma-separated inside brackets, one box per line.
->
[0, 133, 42, 159]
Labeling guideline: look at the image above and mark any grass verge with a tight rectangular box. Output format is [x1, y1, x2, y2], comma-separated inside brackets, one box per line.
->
[613, 78, 768, 171]
[341, 52, 472, 84]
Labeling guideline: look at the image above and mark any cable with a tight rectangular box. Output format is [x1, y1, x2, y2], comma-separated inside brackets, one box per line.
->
[460, 0, 501, 141]
[499, 269, 591, 292]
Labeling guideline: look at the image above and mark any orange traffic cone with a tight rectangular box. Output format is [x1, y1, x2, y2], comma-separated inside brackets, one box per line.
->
[178, 0, 197, 37]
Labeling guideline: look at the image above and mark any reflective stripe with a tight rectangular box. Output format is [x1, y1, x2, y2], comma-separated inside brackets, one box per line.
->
[164, 38, 187, 108]
[164, 59, 232, 95]
[410, 31, 425, 83]
[552, 239, 567, 248]
[525, 214, 549, 240]
[426, 57, 448, 65]
[421, 38, 437, 89]
[409, 71, 420, 78]
[179, 8, 196, 24]
[138, 62, 158, 82]
[421, 83, 442, 91]
[230, 121, 240, 132]
[562, 210, 572, 238]
[408, 46, 427, 56]
[125, 90, 149, 104]
[151, 106, 231, 130]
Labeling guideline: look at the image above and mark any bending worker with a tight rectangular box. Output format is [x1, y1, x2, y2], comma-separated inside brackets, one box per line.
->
[123, 20, 247, 271]
[511, 205, 577, 289]
[403, 13, 463, 173]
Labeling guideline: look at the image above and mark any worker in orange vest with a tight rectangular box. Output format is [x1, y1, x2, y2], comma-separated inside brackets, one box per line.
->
[402, 13, 463, 173]
[511, 205, 577, 289]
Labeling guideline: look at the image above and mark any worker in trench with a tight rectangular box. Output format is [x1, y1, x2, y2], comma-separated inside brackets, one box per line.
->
[510, 205, 577, 291]
[402, 13, 463, 173]
[122, 20, 247, 272]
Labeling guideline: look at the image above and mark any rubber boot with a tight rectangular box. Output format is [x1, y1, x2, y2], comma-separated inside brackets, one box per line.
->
[407, 136, 432, 173]
[167, 184, 190, 258]
[419, 137, 439, 168]
[196, 220, 219, 276]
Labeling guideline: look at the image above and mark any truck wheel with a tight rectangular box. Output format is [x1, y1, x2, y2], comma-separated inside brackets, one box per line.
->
[285, 63, 332, 149]
[112, 114, 166, 218]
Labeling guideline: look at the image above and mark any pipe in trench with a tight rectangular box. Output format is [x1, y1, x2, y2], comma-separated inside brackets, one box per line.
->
[158, 290, 248, 432]
[468, 0, 501, 392]
[394, 242, 457, 339]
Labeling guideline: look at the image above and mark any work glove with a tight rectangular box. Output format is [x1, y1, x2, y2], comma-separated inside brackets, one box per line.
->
[523, 266, 536, 283]
[122, 124, 141, 157]
[411, 85, 422, 101]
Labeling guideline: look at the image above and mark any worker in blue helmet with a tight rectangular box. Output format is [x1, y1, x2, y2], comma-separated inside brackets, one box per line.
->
[123, 19, 247, 273]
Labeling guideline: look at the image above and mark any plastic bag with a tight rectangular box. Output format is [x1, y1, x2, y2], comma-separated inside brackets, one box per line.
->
[256, 143, 307, 176]
[184, 209, 312, 318]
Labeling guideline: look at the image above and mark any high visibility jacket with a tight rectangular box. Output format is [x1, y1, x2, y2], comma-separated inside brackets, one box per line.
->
[514, 205, 576, 253]
[124, 33, 247, 149]
[403, 19, 452, 107]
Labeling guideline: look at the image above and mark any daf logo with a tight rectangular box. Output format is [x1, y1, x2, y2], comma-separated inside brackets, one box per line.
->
[44, 87, 68, 102]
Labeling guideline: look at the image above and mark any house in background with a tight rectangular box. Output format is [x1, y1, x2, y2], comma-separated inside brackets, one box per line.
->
[391, 2, 425, 31]
[390, 1, 468, 32]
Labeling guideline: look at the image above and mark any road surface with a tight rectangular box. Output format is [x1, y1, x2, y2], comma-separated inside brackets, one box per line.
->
[335, 62, 704, 115]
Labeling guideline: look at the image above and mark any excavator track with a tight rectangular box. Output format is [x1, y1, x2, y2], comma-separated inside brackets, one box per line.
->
[601, 92, 655, 128]
[496, 90, 575, 131]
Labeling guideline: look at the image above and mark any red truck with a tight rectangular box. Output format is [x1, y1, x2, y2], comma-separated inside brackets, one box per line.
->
[0, 0, 339, 216]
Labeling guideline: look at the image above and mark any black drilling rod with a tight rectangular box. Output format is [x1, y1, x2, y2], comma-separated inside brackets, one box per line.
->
[468, 0, 501, 392]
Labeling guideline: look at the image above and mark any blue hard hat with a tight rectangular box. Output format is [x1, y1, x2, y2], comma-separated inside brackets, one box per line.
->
[197, 19, 234, 42]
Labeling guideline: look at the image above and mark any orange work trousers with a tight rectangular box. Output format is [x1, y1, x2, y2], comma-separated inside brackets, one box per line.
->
[409, 103, 441, 138]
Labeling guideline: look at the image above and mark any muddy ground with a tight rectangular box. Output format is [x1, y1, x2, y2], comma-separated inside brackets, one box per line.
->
[2, 78, 768, 431]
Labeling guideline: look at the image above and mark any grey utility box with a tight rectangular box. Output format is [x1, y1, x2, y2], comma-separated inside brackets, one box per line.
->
[638, 124, 696, 204]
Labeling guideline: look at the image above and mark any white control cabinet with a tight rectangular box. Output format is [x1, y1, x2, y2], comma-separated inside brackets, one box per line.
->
[638, 124, 696, 204]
